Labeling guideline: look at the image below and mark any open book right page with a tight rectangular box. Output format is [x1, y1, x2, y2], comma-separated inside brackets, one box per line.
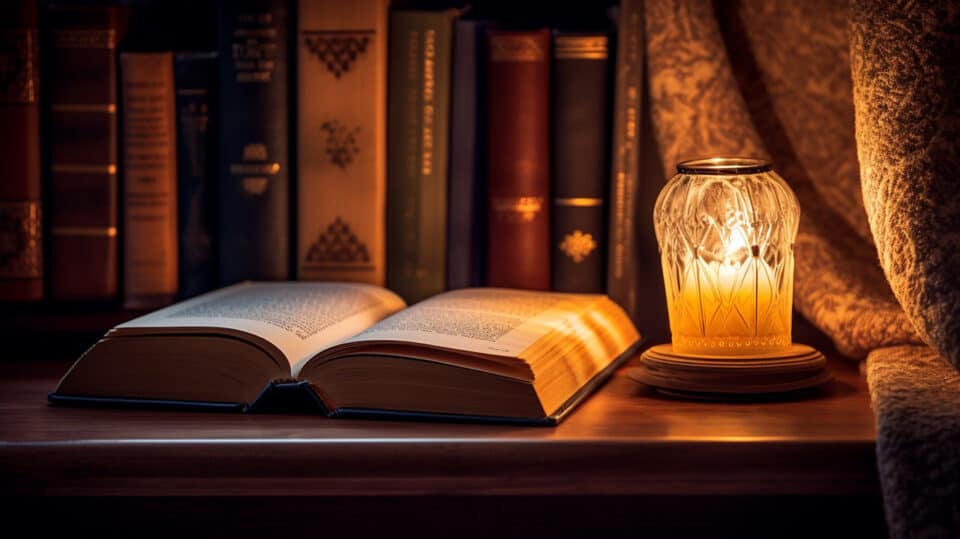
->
[339, 288, 637, 360]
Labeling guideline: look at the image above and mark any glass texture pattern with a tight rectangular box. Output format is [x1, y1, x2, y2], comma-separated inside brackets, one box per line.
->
[654, 158, 800, 356]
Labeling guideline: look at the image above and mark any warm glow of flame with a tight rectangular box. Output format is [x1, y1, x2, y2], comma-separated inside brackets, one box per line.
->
[655, 162, 799, 356]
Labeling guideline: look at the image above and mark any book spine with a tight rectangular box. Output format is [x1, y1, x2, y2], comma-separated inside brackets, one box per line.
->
[174, 52, 218, 299]
[0, 0, 43, 301]
[485, 29, 551, 290]
[446, 19, 492, 290]
[217, 0, 289, 284]
[607, 0, 644, 320]
[297, 0, 388, 285]
[120, 52, 178, 309]
[43, 5, 120, 301]
[386, 10, 457, 303]
[551, 33, 610, 293]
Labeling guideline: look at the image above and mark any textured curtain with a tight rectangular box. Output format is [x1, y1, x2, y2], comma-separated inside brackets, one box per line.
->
[643, 0, 960, 536]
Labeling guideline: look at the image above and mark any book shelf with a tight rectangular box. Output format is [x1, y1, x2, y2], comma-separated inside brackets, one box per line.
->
[1, 0, 667, 347]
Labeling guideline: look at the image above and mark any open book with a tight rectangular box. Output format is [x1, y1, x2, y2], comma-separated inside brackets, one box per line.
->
[51, 282, 641, 424]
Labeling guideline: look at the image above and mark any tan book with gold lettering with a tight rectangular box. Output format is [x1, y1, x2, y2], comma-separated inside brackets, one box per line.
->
[297, 0, 388, 285]
[120, 52, 178, 308]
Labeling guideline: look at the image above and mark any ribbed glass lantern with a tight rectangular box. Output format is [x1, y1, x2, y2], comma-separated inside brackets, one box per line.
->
[653, 158, 800, 357]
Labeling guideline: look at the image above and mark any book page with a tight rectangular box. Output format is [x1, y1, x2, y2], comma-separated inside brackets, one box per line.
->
[116, 282, 406, 367]
[343, 288, 602, 357]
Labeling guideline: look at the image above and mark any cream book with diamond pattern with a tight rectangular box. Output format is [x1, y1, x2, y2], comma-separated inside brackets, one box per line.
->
[297, 0, 388, 284]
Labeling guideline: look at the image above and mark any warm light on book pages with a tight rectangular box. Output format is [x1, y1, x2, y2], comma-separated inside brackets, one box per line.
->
[53, 283, 641, 423]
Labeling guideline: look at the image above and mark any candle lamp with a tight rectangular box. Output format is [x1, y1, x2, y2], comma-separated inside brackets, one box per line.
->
[635, 158, 831, 396]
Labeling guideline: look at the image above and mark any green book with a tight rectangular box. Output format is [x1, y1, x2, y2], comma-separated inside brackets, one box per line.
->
[386, 9, 458, 303]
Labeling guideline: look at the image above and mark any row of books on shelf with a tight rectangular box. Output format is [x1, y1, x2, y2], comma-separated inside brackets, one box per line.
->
[1, 0, 644, 323]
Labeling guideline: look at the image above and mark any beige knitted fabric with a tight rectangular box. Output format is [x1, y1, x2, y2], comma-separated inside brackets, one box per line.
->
[867, 346, 960, 537]
[851, 0, 960, 371]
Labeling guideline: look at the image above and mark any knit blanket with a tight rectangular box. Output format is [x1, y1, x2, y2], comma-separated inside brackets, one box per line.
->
[643, 0, 960, 536]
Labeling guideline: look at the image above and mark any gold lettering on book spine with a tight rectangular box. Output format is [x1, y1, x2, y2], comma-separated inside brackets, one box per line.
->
[0, 202, 42, 278]
[492, 196, 544, 223]
[611, 4, 642, 281]
[421, 29, 436, 176]
[232, 13, 277, 83]
[489, 35, 544, 62]
[51, 29, 115, 49]
[0, 29, 38, 103]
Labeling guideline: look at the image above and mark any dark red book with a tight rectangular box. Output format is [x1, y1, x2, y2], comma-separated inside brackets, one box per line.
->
[485, 29, 551, 290]
[43, 5, 122, 300]
[0, 0, 43, 301]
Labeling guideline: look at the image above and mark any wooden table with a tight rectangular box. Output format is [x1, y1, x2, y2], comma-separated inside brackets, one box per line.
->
[0, 353, 885, 537]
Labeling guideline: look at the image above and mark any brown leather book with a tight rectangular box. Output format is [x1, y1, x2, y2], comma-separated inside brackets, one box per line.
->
[120, 52, 178, 309]
[485, 29, 551, 290]
[0, 0, 43, 301]
[44, 5, 121, 301]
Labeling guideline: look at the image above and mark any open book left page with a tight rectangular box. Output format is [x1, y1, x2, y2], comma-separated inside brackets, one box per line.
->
[112, 282, 407, 372]
[52, 282, 407, 406]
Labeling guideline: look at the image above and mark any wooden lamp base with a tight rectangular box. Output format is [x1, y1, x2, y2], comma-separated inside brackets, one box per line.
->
[630, 344, 833, 398]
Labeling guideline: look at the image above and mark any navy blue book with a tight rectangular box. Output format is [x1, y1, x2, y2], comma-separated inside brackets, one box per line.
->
[551, 33, 610, 293]
[49, 283, 641, 425]
[174, 52, 218, 299]
[446, 19, 495, 290]
[217, 0, 290, 284]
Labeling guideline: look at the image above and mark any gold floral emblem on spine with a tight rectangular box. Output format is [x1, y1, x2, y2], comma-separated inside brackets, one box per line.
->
[559, 230, 596, 263]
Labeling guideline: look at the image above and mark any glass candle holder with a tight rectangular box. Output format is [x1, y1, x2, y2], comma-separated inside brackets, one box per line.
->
[653, 158, 800, 356]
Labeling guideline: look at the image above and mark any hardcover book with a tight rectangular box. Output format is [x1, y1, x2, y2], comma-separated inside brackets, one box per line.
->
[386, 9, 459, 303]
[174, 52, 218, 299]
[0, 0, 42, 301]
[551, 33, 610, 293]
[217, 0, 289, 284]
[485, 29, 551, 290]
[447, 19, 495, 290]
[50, 282, 641, 424]
[297, 0, 388, 286]
[43, 4, 121, 300]
[120, 52, 179, 309]
[606, 0, 644, 321]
